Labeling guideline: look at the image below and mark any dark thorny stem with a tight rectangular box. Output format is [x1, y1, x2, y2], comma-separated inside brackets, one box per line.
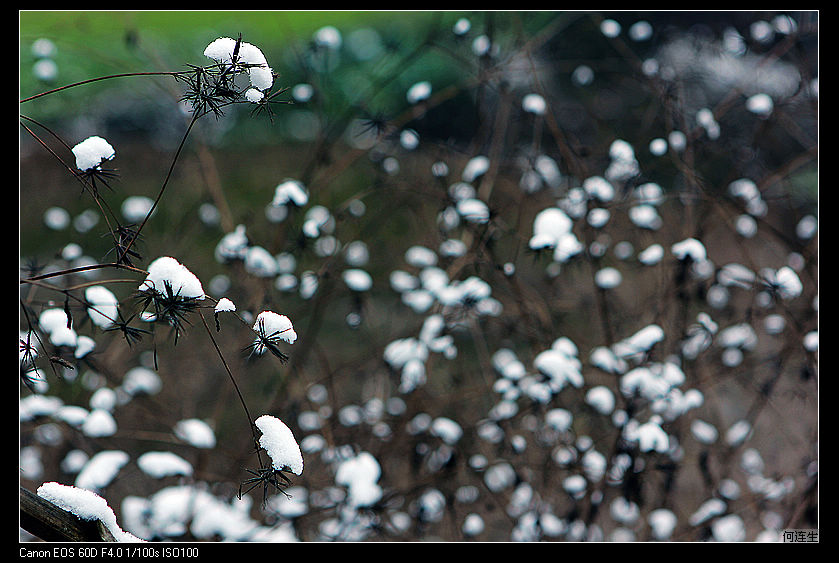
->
[116, 110, 201, 265]
[198, 312, 266, 470]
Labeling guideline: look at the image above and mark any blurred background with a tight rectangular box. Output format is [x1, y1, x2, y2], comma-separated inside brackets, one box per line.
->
[20, 11, 817, 542]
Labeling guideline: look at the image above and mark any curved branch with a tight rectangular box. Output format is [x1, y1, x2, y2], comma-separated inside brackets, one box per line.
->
[20, 71, 183, 104]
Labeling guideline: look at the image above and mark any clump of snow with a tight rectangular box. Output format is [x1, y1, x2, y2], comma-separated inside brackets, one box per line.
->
[529, 207, 583, 262]
[612, 324, 665, 362]
[712, 514, 746, 541]
[601, 19, 621, 37]
[610, 496, 640, 524]
[137, 452, 193, 479]
[71, 136, 115, 171]
[272, 179, 309, 207]
[85, 285, 118, 328]
[254, 415, 303, 475]
[605, 141, 639, 184]
[462, 155, 490, 182]
[545, 408, 573, 433]
[138, 257, 205, 300]
[253, 311, 297, 344]
[522, 93, 547, 115]
[214, 297, 236, 313]
[453, 17, 471, 35]
[691, 419, 719, 444]
[672, 238, 707, 262]
[725, 420, 752, 446]
[244, 246, 278, 277]
[530, 207, 572, 247]
[44, 207, 70, 230]
[728, 178, 767, 216]
[629, 205, 662, 230]
[244, 88, 263, 103]
[456, 198, 490, 224]
[762, 266, 802, 300]
[493, 348, 527, 381]
[174, 419, 216, 449]
[204, 37, 273, 91]
[595, 267, 622, 289]
[620, 362, 686, 401]
[585, 386, 615, 415]
[638, 243, 664, 265]
[75, 450, 129, 491]
[37, 307, 78, 349]
[648, 508, 678, 539]
[120, 366, 162, 397]
[584, 175, 617, 202]
[745, 93, 773, 117]
[342, 269, 373, 292]
[335, 451, 382, 507]
[80, 409, 117, 438]
[121, 196, 154, 222]
[629, 415, 670, 453]
[215, 225, 249, 263]
[123, 484, 264, 541]
[20, 394, 63, 421]
[313, 25, 342, 49]
[589, 346, 628, 374]
[302, 205, 333, 238]
[430, 417, 463, 445]
[407, 80, 432, 104]
[405, 245, 437, 267]
[384, 337, 428, 392]
[563, 474, 588, 497]
[533, 338, 584, 392]
[462, 513, 485, 536]
[689, 498, 727, 526]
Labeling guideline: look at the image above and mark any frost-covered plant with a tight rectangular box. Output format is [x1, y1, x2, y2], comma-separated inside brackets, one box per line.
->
[20, 32, 304, 541]
[21, 13, 817, 543]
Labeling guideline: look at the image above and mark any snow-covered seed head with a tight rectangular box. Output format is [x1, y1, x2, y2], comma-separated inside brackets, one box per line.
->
[71, 136, 115, 172]
[247, 311, 297, 361]
[254, 415, 303, 475]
